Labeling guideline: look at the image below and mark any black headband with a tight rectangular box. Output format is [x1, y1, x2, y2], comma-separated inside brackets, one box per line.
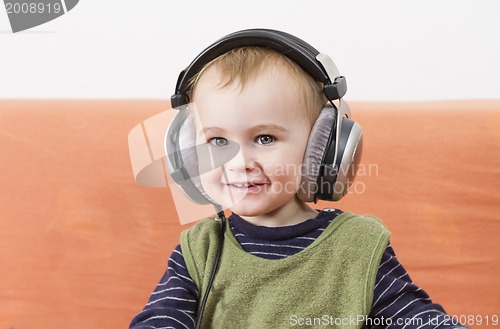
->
[171, 28, 347, 108]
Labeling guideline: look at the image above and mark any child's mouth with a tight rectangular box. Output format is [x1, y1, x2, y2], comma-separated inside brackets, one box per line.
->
[227, 182, 268, 194]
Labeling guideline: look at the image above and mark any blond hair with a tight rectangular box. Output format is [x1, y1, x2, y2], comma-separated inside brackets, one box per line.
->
[187, 47, 327, 124]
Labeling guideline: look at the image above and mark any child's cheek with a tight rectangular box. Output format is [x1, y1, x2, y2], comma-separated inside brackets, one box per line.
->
[199, 169, 246, 208]
[262, 162, 303, 188]
[199, 169, 224, 201]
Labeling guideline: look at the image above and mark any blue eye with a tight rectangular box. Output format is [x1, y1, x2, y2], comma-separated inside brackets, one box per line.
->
[257, 135, 275, 145]
[209, 137, 229, 147]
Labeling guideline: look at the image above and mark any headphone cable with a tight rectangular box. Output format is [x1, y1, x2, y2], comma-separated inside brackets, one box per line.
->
[194, 204, 226, 329]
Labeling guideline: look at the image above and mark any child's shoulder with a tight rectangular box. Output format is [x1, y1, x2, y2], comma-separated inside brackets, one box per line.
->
[180, 216, 222, 244]
[331, 210, 388, 229]
[346, 211, 387, 228]
[321, 210, 389, 237]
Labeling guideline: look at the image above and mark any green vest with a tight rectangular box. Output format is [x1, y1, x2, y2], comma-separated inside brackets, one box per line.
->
[181, 212, 390, 329]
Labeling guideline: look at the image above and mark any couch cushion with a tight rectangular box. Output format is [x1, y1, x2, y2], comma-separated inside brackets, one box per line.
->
[0, 99, 498, 328]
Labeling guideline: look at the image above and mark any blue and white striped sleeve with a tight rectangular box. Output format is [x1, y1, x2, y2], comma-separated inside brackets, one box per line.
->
[129, 244, 198, 329]
[366, 244, 468, 329]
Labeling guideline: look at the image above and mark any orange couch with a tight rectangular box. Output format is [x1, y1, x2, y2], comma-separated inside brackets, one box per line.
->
[0, 99, 499, 328]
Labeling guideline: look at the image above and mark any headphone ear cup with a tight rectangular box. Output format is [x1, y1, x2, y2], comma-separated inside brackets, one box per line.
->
[330, 118, 363, 201]
[297, 106, 336, 202]
[165, 111, 216, 205]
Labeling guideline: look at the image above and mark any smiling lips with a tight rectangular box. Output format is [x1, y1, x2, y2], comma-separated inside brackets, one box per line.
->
[226, 181, 269, 194]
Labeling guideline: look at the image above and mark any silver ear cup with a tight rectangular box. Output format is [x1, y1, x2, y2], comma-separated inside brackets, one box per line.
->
[298, 101, 363, 202]
[330, 120, 363, 201]
[164, 111, 215, 205]
[297, 106, 336, 202]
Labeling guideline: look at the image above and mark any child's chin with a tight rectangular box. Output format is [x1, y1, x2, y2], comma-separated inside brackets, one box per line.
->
[228, 204, 266, 217]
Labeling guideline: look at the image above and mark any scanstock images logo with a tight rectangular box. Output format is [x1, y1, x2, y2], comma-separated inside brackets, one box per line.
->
[4, 0, 78, 33]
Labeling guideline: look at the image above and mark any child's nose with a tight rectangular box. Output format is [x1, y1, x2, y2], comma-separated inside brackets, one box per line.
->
[224, 146, 258, 173]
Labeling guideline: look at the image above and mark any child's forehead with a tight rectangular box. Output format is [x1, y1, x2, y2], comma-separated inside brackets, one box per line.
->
[193, 61, 299, 95]
[193, 68, 298, 105]
[189, 96, 308, 134]
[188, 62, 314, 127]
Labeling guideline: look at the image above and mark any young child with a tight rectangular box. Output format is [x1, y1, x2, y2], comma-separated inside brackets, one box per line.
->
[130, 29, 467, 329]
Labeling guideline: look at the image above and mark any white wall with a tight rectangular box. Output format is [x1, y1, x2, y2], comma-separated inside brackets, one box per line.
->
[1, 0, 499, 101]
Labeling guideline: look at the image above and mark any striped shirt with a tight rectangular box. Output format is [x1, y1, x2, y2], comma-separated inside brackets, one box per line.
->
[130, 209, 468, 329]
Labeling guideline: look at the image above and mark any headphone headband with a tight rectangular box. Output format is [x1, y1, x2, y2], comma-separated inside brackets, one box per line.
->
[171, 28, 347, 108]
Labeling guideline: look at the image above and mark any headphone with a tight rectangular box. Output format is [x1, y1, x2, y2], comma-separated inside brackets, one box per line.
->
[165, 28, 363, 204]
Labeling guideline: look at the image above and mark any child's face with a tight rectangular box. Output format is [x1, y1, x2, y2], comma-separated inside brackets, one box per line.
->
[192, 65, 312, 219]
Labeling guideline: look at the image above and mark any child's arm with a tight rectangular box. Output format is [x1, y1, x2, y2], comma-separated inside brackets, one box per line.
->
[129, 244, 198, 329]
[368, 244, 468, 328]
